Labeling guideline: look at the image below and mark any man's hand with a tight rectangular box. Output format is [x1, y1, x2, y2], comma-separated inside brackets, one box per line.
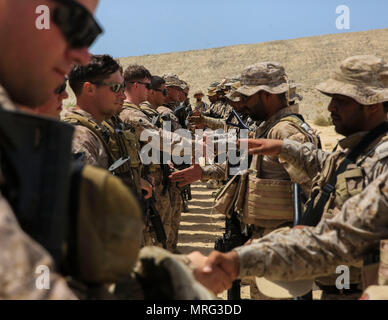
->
[191, 250, 239, 294]
[238, 138, 283, 156]
[188, 112, 206, 130]
[169, 163, 203, 187]
[140, 178, 153, 200]
[187, 251, 235, 294]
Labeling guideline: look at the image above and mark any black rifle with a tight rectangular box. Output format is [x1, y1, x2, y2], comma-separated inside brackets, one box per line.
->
[174, 103, 190, 129]
[215, 211, 250, 300]
[225, 109, 254, 131]
[173, 105, 193, 211]
[143, 195, 167, 249]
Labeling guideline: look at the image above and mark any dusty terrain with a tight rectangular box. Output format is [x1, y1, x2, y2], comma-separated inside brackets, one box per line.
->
[65, 28, 388, 122]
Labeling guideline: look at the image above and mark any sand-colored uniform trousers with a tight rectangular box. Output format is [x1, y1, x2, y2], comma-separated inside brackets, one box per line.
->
[119, 102, 176, 248]
[157, 103, 184, 251]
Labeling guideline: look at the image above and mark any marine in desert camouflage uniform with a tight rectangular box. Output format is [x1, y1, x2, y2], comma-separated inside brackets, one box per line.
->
[192, 55, 388, 300]
[119, 66, 188, 250]
[63, 56, 154, 246]
[62, 55, 126, 169]
[174, 62, 320, 299]
[158, 73, 187, 250]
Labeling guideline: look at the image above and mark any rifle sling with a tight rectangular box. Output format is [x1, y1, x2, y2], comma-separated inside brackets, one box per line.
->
[301, 122, 388, 226]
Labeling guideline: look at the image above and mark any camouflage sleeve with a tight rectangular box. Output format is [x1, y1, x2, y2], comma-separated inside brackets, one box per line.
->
[204, 116, 225, 130]
[120, 108, 191, 157]
[72, 126, 108, 168]
[234, 169, 388, 281]
[269, 122, 318, 188]
[201, 164, 226, 181]
[0, 195, 76, 299]
[364, 140, 388, 181]
[278, 139, 329, 180]
[120, 108, 157, 139]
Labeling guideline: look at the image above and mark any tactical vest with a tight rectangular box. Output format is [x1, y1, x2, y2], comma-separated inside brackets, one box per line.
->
[63, 112, 142, 196]
[242, 114, 319, 227]
[123, 102, 162, 174]
[103, 116, 142, 196]
[213, 114, 318, 226]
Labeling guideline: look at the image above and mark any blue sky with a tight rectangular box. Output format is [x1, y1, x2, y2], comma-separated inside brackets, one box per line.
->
[90, 0, 388, 58]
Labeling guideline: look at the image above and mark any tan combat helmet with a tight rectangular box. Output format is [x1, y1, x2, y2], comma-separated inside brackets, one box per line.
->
[162, 73, 183, 89]
[207, 81, 221, 97]
[316, 55, 388, 105]
[230, 62, 302, 103]
[224, 76, 241, 96]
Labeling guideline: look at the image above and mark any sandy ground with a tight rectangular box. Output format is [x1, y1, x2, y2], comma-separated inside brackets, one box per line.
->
[176, 125, 341, 300]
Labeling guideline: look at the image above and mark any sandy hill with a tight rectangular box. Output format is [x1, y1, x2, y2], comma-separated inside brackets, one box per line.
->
[66, 28, 388, 121]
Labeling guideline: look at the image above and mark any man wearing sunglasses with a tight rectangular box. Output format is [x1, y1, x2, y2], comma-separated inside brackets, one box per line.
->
[0, 0, 102, 299]
[63, 55, 126, 167]
[146, 76, 168, 109]
[63, 54, 153, 200]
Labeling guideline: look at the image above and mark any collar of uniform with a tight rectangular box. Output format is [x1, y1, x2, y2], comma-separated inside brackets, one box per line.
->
[123, 101, 141, 110]
[65, 106, 101, 125]
[256, 105, 299, 136]
[338, 131, 368, 150]
[0, 84, 17, 111]
[139, 101, 158, 113]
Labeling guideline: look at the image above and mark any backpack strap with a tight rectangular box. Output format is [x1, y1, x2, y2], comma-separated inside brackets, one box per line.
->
[63, 113, 116, 164]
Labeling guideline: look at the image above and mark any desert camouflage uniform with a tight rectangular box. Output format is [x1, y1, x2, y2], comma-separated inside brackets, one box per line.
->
[62, 107, 111, 169]
[102, 115, 143, 197]
[278, 131, 388, 292]
[162, 74, 189, 250]
[237, 55, 388, 300]
[0, 84, 76, 299]
[119, 101, 173, 247]
[0, 194, 77, 299]
[234, 168, 388, 300]
[157, 102, 182, 132]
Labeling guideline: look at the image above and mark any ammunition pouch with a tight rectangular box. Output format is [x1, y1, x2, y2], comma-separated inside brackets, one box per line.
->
[242, 174, 294, 226]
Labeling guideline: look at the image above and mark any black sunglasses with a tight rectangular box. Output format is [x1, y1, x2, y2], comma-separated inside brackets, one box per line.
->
[153, 88, 167, 96]
[51, 0, 103, 48]
[127, 81, 152, 90]
[55, 77, 68, 94]
[90, 81, 126, 93]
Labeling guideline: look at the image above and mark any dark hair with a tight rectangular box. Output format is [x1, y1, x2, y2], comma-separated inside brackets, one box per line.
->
[150, 76, 165, 90]
[69, 54, 122, 96]
[124, 64, 152, 84]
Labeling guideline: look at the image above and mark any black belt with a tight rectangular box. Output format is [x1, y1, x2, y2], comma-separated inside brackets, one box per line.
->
[318, 284, 362, 295]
